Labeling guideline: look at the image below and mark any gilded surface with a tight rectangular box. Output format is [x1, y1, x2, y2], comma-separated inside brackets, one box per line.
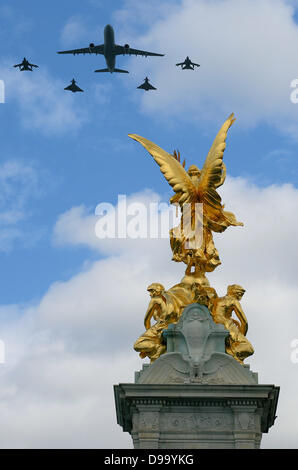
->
[130, 114, 254, 364]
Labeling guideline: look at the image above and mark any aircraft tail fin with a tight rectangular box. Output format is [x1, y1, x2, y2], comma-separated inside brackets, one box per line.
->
[94, 68, 129, 73]
[94, 67, 129, 73]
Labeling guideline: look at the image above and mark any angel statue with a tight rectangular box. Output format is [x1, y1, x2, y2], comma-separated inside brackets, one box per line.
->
[129, 113, 243, 285]
[130, 114, 253, 364]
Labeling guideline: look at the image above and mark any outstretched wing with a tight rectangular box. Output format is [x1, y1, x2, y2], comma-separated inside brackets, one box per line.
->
[57, 44, 104, 55]
[197, 113, 235, 211]
[128, 134, 196, 204]
[114, 45, 164, 57]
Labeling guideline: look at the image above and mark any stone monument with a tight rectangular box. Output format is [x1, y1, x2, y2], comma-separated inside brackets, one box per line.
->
[114, 114, 279, 448]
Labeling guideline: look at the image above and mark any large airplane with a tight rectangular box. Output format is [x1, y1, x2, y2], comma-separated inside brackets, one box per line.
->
[137, 77, 157, 91]
[176, 56, 200, 70]
[13, 57, 39, 71]
[58, 24, 164, 73]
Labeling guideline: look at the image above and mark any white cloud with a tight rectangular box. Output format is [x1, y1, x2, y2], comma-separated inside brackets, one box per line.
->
[116, 0, 298, 138]
[60, 17, 90, 47]
[0, 160, 44, 252]
[0, 179, 298, 447]
[53, 189, 183, 264]
[112, 0, 181, 39]
[0, 61, 88, 135]
[60, 16, 105, 48]
[53, 205, 100, 251]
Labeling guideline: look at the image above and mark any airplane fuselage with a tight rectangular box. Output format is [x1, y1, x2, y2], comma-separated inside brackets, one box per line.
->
[58, 23, 163, 74]
[21, 63, 33, 71]
[104, 24, 116, 72]
[183, 58, 193, 68]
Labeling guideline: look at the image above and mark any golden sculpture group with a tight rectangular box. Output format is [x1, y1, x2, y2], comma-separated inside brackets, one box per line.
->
[128, 113, 254, 365]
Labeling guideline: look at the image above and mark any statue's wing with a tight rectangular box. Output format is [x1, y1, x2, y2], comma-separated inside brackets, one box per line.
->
[128, 134, 197, 204]
[197, 113, 235, 210]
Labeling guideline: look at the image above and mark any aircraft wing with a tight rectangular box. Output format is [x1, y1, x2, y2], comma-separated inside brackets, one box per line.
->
[114, 45, 164, 57]
[13, 63, 22, 68]
[57, 44, 104, 55]
[176, 62, 184, 66]
[29, 63, 39, 68]
[191, 62, 200, 67]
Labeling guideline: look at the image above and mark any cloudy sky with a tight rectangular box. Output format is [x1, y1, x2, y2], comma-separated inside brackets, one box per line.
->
[0, 0, 298, 448]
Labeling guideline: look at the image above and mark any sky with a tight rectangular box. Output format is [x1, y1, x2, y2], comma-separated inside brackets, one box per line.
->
[0, 0, 298, 448]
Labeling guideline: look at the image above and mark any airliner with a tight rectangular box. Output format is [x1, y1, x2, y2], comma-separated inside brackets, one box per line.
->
[58, 24, 164, 73]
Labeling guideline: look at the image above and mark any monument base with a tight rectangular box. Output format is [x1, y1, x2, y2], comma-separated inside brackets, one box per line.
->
[114, 304, 279, 449]
[114, 383, 279, 449]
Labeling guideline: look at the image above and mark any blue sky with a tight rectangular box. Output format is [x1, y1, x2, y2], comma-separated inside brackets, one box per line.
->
[0, 0, 298, 448]
[1, 0, 297, 305]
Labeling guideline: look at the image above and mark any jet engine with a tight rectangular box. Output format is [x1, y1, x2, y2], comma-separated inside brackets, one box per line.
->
[89, 43, 95, 48]
[124, 44, 130, 54]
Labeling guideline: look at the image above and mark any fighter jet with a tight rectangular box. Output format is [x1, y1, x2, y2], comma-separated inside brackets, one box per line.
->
[137, 77, 157, 91]
[13, 57, 39, 71]
[176, 56, 200, 70]
[64, 79, 84, 93]
[58, 24, 164, 74]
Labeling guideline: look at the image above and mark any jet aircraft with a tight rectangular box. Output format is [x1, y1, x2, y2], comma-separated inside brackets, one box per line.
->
[137, 77, 157, 91]
[58, 24, 164, 73]
[13, 58, 39, 71]
[176, 56, 200, 70]
[64, 79, 84, 93]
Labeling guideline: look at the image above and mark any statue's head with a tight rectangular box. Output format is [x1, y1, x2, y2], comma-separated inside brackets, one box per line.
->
[147, 283, 165, 297]
[187, 164, 201, 178]
[227, 284, 245, 300]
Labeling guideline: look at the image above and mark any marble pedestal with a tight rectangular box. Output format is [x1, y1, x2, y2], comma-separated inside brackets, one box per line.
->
[114, 303, 279, 449]
[114, 383, 279, 449]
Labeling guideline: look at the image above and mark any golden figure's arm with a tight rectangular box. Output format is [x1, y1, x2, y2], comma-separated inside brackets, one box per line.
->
[197, 113, 235, 212]
[144, 301, 156, 330]
[144, 297, 164, 330]
[128, 134, 197, 205]
[233, 300, 248, 336]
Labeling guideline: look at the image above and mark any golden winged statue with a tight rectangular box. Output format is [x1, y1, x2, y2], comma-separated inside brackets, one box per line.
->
[129, 114, 253, 363]
[129, 113, 243, 279]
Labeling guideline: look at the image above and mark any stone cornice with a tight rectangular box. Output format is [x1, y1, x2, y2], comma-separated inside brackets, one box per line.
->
[114, 383, 279, 434]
